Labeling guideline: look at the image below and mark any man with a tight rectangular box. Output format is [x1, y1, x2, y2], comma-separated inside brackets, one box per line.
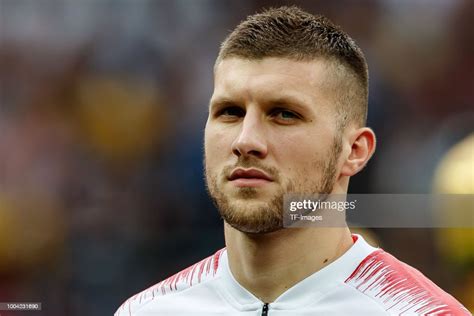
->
[116, 6, 470, 315]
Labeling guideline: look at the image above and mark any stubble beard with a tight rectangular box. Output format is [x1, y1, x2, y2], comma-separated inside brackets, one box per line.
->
[205, 136, 342, 234]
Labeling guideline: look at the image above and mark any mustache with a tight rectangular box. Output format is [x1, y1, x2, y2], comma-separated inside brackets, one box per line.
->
[222, 157, 280, 182]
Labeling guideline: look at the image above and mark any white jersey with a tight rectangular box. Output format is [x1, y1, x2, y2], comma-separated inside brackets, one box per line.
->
[115, 235, 470, 315]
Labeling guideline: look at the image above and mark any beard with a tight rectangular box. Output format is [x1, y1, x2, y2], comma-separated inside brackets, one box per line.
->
[205, 135, 342, 234]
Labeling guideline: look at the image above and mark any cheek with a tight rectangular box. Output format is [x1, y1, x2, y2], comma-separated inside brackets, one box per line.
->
[204, 126, 233, 168]
[271, 130, 332, 173]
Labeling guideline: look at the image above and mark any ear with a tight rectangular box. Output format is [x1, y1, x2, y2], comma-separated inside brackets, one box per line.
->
[340, 127, 376, 177]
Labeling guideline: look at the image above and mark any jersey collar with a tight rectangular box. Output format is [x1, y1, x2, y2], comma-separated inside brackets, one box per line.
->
[216, 234, 377, 311]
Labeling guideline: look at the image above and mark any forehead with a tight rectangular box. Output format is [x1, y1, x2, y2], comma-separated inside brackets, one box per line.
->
[212, 57, 336, 106]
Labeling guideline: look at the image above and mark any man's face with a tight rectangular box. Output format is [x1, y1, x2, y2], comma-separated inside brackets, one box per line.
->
[205, 57, 343, 234]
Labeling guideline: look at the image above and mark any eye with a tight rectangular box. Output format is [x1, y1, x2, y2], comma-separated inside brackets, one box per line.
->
[216, 106, 245, 120]
[270, 108, 301, 123]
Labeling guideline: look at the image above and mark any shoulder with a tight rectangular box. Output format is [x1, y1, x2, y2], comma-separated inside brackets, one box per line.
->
[344, 248, 470, 315]
[115, 248, 225, 316]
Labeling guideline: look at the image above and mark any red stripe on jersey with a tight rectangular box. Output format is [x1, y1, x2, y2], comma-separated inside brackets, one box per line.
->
[155, 248, 224, 295]
[345, 250, 469, 315]
[116, 249, 226, 315]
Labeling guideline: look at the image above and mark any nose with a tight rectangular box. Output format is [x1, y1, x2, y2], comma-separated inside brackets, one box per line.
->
[231, 110, 268, 159]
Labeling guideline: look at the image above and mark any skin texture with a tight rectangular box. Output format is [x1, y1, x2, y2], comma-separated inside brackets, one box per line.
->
[204, 57, 376, 303]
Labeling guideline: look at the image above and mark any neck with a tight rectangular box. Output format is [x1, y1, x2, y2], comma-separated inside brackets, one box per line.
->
[224, 223, 353, 303]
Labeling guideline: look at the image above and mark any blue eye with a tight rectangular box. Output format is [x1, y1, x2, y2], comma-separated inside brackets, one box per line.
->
[279, 111, 297, 119]
[271, 109, 300, 122]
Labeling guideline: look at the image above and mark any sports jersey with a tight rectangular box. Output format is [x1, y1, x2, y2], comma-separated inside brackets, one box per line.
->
[115, 234, 470, 315]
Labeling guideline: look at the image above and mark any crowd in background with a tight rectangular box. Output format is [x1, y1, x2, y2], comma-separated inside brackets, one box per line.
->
[0, 0, 473, 315]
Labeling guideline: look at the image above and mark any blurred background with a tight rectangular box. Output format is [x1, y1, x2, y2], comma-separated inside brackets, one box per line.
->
[0, 0, 473, 315]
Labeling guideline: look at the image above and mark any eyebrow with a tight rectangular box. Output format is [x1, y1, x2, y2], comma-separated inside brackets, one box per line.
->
[265, 95, 312, 112]
[208, 97, 239, 112]
[209, 94, 312, 111]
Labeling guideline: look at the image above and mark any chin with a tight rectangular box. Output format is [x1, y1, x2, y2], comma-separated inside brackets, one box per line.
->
[221, 201, 283, 234]
[226, 218, 283, 234]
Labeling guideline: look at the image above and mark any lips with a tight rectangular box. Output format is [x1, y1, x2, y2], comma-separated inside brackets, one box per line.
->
[228, 168, 273, 182]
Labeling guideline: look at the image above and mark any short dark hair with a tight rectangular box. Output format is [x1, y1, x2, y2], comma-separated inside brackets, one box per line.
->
[216, 6, 369, 127]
